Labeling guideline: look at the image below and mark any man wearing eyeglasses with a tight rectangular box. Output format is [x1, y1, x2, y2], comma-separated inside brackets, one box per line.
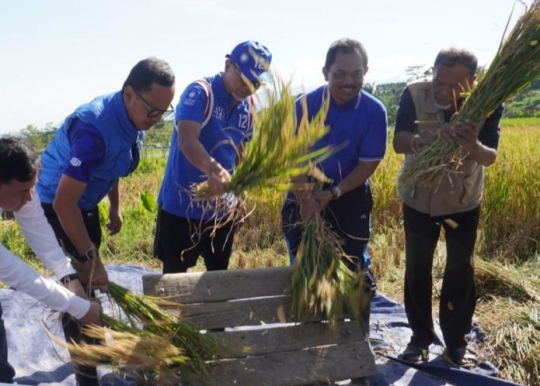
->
[154, 41, 271, 275]
[36, 57, 175, 386]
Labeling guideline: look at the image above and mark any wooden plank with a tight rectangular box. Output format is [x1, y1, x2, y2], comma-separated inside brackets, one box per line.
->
[191, 341, 377, 386]
[177, 295, 294, 329]
[212, 321, 367, 357]
[142, 267, 293, 303]
[173, 296, 356, 330]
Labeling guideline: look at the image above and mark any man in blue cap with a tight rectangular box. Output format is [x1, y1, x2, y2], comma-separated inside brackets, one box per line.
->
[154, 40, 272, 274]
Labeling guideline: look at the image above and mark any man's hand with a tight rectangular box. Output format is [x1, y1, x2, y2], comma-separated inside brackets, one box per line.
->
[106, 208, 123, 235]
[299, 194, 321, 224]
[207, 163, 231, 197]
[78, 300, 103, 326]
[451, 120, 482, 154]
[83, 257, 109, 293]
[313, 190, 333, 212]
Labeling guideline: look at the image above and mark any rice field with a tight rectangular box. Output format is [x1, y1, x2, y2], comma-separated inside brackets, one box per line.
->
[2, 118, 540, 384]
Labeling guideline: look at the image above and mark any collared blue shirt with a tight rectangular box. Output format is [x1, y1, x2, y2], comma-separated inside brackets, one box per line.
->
[298, 85, 388, 183]
[158, 73, 252, 220]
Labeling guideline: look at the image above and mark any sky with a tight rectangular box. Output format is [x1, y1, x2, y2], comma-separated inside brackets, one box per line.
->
[0, 0, 526, 134]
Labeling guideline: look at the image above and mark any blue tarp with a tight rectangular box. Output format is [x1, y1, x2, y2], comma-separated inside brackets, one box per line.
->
[1, 265, 523, 386]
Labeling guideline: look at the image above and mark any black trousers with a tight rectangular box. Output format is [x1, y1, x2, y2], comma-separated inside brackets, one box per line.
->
[153, 207, 235, 274]
[0, 304, 16, 383]
[403, 203, 479, 351]
[42, 203, 102, 386]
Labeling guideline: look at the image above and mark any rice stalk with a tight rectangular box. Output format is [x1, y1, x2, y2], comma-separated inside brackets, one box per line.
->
[475, 258, 540, 302]
[52, 279, 224, 383]
[191, 73, 332, 203]
[290, 215, 369, 330]
[484, 308, 540, 385]
[47, 315, 187, 379]
[399, 0, 540, 190]
[107, 282, 225, 384]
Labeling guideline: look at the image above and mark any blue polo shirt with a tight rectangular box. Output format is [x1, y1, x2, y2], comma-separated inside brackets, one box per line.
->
[157, 73, 252, 220]
[299, 86, 388, 183]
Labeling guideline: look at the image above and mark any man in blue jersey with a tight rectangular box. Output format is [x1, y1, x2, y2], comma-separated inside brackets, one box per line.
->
[36, 57, 175, 386]
[281, 38, 387, 343]
[153, 41, 272, 274]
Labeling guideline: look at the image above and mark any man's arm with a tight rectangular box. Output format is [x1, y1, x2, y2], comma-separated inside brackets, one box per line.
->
[314, 160, 381, 208]
[177, 120, 231, 196]
[106, 181, 123, 235]
[451, 120, 497, 166]
[14, 194, 86, 298]
[0, 243, 101, 324]
[53, 175, 108, 290]
[452, 105, 503, 167]
[393, 87, 435, 154]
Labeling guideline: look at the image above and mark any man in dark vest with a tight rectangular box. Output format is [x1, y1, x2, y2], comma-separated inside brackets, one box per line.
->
[393, 48, 503, 366]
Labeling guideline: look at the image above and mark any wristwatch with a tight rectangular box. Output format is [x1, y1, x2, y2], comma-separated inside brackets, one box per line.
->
[330, 185, 342, 200]
[81, 246, 98, 262]
[60, 273, 80, 285]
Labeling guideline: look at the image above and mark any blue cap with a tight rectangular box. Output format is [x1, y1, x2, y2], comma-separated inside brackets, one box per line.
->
[228, 41, 272, 82]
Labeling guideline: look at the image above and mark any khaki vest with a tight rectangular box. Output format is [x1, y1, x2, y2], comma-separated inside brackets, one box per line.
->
[398, 81, 484, 217]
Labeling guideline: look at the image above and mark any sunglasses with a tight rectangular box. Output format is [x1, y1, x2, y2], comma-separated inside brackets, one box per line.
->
[232, 64, 262, 90]
[136, 91, 175, 119]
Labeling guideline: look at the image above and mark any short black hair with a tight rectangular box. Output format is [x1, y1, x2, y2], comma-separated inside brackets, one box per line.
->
[0, 137, 39, 184]
[122, 57, 175, 92]
[434, 48, 478, 76]
[324, 38, 368, 70]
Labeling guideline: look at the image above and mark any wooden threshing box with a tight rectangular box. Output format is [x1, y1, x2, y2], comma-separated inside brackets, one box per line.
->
[142, 266, 377, 386]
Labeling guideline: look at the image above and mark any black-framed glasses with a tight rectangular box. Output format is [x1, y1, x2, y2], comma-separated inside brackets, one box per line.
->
[232, 64, 262, 90]
[136, 91, 175, 119]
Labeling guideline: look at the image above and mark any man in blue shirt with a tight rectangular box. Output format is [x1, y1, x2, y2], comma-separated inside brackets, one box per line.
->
[281, 38, 387, 342]
[154, 41, 271, 274]
[36, 57, 175, 386]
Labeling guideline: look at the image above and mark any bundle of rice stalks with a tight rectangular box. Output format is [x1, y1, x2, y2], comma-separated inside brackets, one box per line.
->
[475, 258, 540, 302]
[399, 0, 540, 190]
[47, 314, 187, 381]
[191, 73, 331, 201]
[54, 281, 224, 384]
[290, 215, 369, 331]
[106, 282, 224, 383]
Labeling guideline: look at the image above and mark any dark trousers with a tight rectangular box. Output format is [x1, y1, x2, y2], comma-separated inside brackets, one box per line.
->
[403, 203, 479, 351]
[281, 184, 376, 335]
[0, 305, 15, 383]
[42, 203, 102, 386]
[153, 207, 235, 274]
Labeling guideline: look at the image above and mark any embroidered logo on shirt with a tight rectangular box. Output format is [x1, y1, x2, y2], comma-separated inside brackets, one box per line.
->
[183, 89, 201, 107]
[213, 107, 226, 121]
[70, 157, 82, 167]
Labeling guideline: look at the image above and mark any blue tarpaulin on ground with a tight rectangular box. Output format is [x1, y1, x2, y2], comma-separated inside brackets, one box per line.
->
[1, 265, 523, 386]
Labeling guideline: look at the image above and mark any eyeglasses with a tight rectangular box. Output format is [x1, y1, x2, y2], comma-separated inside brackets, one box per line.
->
[136, 91, 175, 119]
[331, 70, 364, 81]
[232, 64, 262, 90]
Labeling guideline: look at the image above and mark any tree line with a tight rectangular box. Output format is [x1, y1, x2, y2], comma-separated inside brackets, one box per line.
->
[13, 75, 540, 153]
